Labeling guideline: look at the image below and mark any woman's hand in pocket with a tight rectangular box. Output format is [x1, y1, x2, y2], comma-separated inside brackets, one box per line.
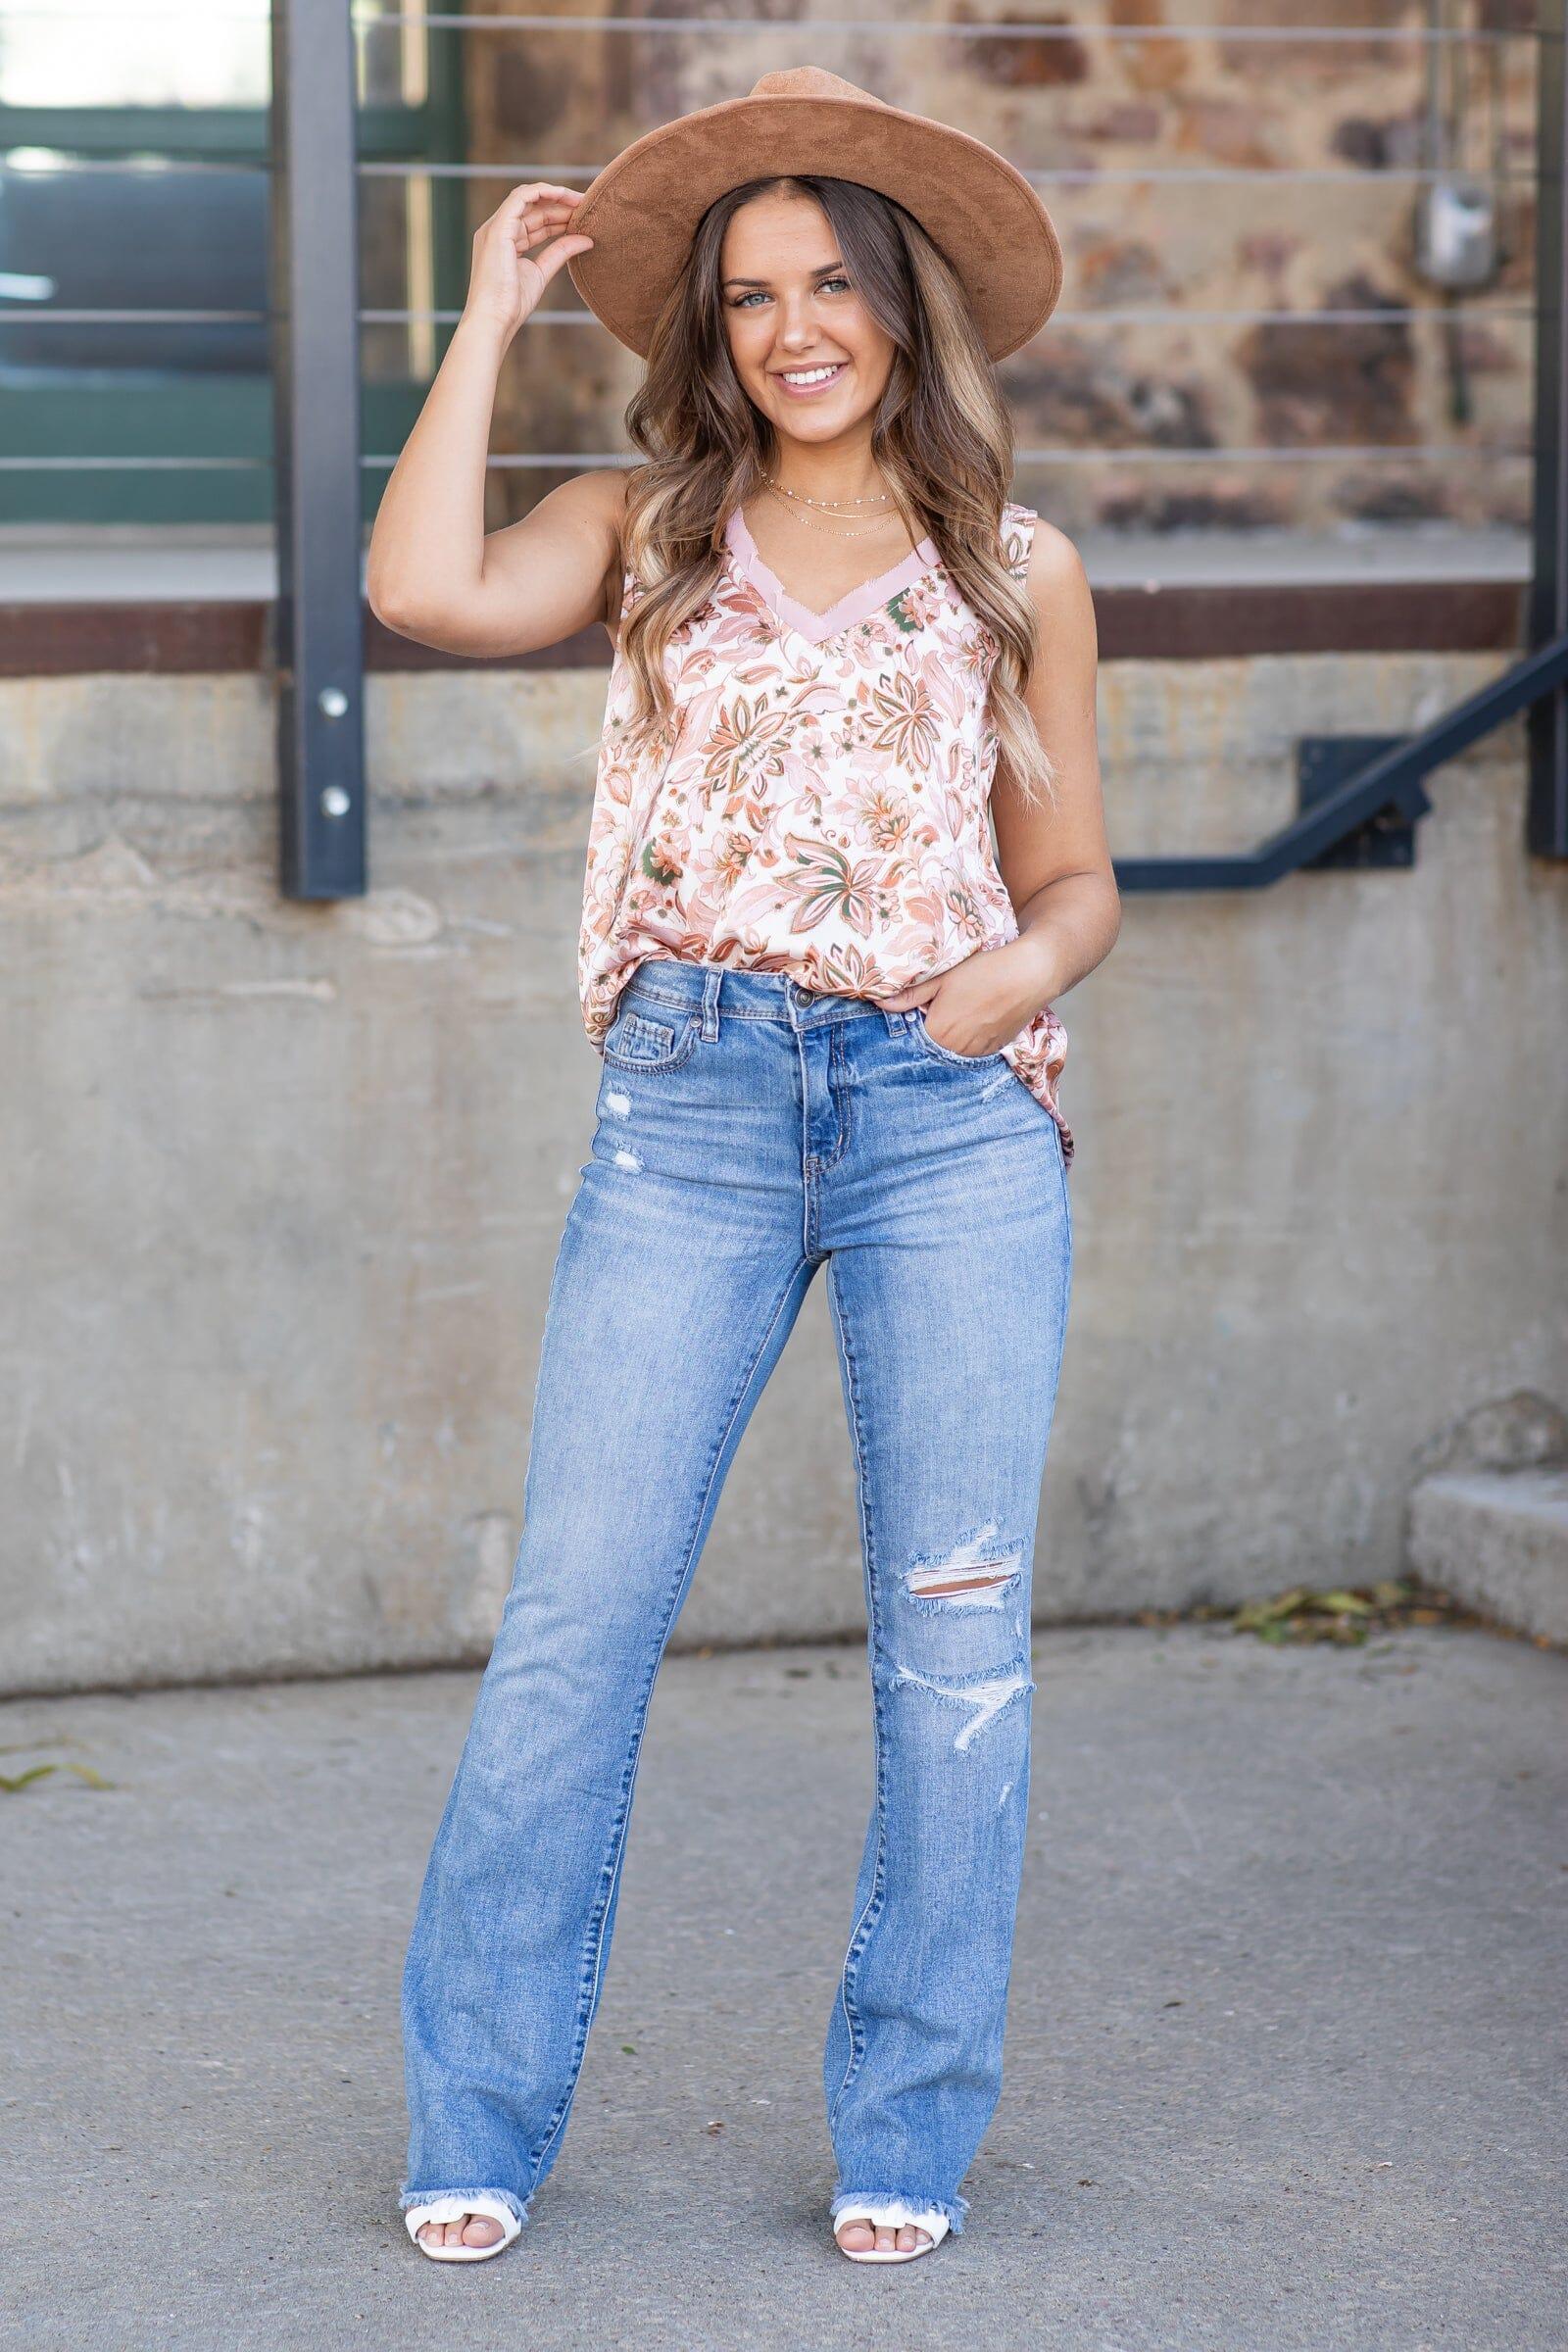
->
[881, 938, 1057, 1058]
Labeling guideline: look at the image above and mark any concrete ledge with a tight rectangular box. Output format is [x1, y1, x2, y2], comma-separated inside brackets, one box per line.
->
[1408, 1467, 1568, 1644]
[0, 578, 1528, 676]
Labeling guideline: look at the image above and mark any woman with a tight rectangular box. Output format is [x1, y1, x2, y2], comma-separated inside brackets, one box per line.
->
[368, 66, 1118, 2268]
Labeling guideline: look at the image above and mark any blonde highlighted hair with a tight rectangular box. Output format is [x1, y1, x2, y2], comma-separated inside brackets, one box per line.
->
[611, 173, 1057, 810]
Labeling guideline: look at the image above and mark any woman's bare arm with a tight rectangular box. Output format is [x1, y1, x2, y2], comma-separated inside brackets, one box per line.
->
[990, 521, 1120, 1002]
[883, 520, 1119, 1054]
[366, 181, 626, 657]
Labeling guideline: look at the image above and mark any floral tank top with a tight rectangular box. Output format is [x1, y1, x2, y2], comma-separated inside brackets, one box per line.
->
[576, 497, 1072, 1159]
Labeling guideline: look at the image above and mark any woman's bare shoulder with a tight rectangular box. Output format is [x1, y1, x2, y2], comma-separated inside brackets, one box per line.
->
[1020, 517, 1097, 655]
[1018, 514, 1090, 598]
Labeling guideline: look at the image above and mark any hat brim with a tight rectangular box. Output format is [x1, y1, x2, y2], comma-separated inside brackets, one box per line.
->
[565, 92, 1062, 364]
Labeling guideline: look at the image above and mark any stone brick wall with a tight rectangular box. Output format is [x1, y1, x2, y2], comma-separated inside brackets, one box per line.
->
[460, 3, 1538, 536]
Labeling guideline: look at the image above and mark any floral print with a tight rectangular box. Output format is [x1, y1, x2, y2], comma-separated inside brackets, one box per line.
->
[577, 498, 1072, 1159]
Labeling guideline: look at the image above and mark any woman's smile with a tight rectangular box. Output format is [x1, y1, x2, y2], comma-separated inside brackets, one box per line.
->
[771, 359, 850, 398]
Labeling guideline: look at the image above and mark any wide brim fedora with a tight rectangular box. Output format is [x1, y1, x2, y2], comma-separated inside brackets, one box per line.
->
[566, 66, 1063, 364]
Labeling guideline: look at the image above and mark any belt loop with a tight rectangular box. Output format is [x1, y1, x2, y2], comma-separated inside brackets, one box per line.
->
[701, 965, 722, 1041]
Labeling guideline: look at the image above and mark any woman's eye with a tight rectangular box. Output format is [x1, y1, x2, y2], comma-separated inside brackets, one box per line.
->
[730, 277, 852, 309]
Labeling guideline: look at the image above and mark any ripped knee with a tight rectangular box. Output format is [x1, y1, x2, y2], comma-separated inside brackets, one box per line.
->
[892, 1661, 1035, 1751]
[904, 1520, 1023, 1609]
[886, 1521, 1033, 1749]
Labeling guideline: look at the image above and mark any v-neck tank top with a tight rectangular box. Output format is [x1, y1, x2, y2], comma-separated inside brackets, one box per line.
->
[577, 498, 1072, 1159]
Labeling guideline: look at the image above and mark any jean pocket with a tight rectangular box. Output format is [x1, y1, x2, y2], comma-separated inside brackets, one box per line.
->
[910, 1006, 1008, 1069]
[602, 1001, 701, 1072]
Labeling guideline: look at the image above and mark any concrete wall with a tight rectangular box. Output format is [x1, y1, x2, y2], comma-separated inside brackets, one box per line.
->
[2, 651, 1565, 1693]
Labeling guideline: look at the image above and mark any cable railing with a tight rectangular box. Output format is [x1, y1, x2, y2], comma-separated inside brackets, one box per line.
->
[1, 1, 1563, 888]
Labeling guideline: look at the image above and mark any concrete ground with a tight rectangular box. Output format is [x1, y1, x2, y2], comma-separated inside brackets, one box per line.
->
[1, 1623, 1563, 2352]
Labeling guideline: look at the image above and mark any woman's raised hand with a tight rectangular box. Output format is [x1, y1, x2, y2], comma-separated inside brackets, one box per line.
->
[463, 181, 594, 340]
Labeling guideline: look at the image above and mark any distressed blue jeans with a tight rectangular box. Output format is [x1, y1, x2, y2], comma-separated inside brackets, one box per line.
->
[401, 959, 1073, 2239]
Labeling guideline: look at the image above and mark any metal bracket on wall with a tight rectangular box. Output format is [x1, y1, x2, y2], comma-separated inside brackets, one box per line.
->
[1296, 736, 1429, 869]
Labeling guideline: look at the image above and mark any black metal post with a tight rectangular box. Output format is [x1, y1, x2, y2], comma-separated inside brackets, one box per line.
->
[270, 0, 367, 897]
[1527, 0, 1568, 858]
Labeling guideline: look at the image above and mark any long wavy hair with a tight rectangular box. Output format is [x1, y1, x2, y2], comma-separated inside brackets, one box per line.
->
[612, 173, 1057, 810]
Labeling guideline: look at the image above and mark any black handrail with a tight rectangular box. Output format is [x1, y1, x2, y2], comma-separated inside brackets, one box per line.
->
[1115, 629, 1568, 892]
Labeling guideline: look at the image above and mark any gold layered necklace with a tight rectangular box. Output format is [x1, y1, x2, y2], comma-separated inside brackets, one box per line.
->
[762, 471, 890, 511]
[760, 475, 901, 541]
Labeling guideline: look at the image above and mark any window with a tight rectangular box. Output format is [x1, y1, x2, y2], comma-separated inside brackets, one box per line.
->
[0, 0, 466, 522]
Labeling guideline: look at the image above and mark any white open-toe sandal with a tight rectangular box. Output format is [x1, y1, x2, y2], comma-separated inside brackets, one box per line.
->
[832, 2197, 952, 2264]
[404, 2193, 522, 2263]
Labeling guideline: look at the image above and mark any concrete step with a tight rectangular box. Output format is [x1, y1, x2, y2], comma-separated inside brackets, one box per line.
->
[1408, 1466, 1568, 1644]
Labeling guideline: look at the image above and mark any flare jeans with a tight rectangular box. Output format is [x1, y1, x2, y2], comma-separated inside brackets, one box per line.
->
[400, 958, 1073, 2238]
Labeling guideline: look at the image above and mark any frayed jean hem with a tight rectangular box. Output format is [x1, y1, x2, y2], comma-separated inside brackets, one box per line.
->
[829, 2185, 969, 2236]
[399, 2183, 532, 2230]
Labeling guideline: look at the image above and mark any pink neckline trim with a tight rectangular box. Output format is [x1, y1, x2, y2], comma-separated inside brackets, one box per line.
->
[724, 505, 941, 646]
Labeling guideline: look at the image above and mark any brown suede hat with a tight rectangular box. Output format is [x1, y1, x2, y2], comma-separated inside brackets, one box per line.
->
[565, 67, 1063, 363]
